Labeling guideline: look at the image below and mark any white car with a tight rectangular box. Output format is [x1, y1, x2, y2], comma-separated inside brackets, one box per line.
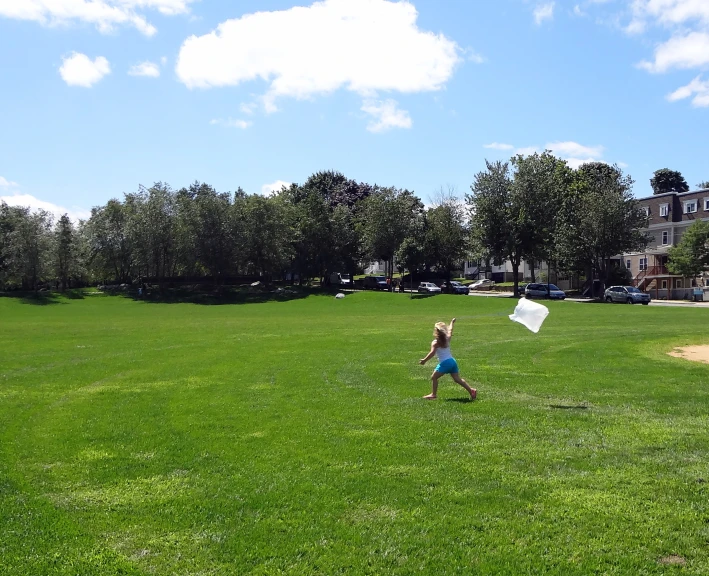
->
[470, 279, 495, 290]
[418, 282, 442, 293]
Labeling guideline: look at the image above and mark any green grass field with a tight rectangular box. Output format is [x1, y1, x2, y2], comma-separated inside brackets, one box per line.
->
[2, 290, 709, 575]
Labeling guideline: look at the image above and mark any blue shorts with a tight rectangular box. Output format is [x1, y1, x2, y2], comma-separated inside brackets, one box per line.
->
[435, 358, 459, 374]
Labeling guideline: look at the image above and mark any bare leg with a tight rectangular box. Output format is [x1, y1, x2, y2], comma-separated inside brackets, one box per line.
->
[451, 372, 477, 401]
[423, 371, 442, 399]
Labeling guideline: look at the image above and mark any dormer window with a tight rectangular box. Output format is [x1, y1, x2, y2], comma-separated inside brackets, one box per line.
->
[642, 206, 649, 216]
[684, 200, 697, 214]
[660, 204, 669, 217]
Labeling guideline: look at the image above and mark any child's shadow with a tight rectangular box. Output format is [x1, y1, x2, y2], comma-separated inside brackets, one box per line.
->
[445, 398, 474, 403]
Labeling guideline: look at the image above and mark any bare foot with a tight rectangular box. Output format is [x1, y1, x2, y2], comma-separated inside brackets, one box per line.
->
[423, 394, 437, 400]
[469, 389, 477, 401]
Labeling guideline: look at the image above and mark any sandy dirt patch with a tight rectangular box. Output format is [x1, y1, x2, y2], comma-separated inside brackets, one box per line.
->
[668, 346, 709, 364]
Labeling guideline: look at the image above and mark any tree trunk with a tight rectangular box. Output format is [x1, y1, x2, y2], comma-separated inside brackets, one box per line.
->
[530, 260, 536, 283]
[512, 260, 520, 297]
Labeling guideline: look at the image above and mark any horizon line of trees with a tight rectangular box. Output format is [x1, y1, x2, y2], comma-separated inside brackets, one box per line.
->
[4, 154, 693, 297]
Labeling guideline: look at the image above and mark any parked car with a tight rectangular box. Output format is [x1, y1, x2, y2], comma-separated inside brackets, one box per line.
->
[440, 281, 470, 295]
[329, 272, 352, 286]
[363, 276, 389, 290]
[470, 279, 495, 290]
[525, 283, 566, 300]
[604, 285, 651, 305]
[418, 282, 442, 294]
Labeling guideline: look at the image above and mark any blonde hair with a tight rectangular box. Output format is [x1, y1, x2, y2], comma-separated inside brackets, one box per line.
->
[433, 322, 449, 347]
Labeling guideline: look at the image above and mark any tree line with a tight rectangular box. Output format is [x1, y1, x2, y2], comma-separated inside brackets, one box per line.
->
[0, 153, 656, 296]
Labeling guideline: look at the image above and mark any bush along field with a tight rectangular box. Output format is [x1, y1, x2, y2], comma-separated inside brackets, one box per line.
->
[2, 290, 709, 575]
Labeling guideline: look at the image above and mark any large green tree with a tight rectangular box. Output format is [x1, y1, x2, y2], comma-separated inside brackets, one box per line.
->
[359, 187, 422, 283]
[53, 214, 81, 290]
[125, 183, 183, 282]
[510, 152, 572, 282]
[3, 206, 53, 290]
[650, 168, 689, 195]
[178, 182, 235, 282]
[667, 220, 709, 279]
[467, 161, 525, 296]
[424, 195, 468, 288]
[235, 193, 292, 279]
[84, 199, 133, 283]
[555, 163, 648, 296]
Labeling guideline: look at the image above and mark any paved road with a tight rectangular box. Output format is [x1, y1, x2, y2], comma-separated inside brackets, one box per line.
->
[466, 291, 709, 308]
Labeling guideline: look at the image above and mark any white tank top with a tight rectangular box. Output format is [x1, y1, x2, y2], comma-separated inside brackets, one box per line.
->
[435, 345, 453, 362]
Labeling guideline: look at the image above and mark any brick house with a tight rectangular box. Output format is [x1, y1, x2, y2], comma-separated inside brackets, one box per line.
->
[622, 187, 709, 299]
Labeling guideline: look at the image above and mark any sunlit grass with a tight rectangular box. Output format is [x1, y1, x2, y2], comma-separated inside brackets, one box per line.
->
[2, 291, 709, 574]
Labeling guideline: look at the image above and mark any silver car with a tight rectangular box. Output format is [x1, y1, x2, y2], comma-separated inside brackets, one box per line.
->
[604, 285, 651, 305]
[524, 283, 566, 300]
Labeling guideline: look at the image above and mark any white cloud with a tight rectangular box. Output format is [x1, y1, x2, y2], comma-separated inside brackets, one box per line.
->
[59, 52, 111, 87]
[0, 0, 197, 36]
[499, 141, 612, 169]
[484, 142, 515, 150]
[465, 49, 486, 64]
[0, 176, 18, 187]
[0, 193, 90, 222]
[210, 118, 252, 129]
[638, 31, 709, 73]
[514, 146, 541, 156]
[261, 180, 291, 196]
[534, 2, 555, 25]
[128, 61, 160, 77]
[546, 141, 604, 158]
[630, 0, 709, 28]
[564, 157, 602, 169]
[239, 102, 256, 115]
[361, 99, 412, 133]
[667, 75, 709, 107]
[175, 0, 462, 129]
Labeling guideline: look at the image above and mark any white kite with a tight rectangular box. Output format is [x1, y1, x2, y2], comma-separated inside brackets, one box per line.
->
[509, 298, 549, 333]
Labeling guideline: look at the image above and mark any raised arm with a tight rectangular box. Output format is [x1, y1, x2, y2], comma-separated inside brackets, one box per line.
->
[448, 318, 456, 341]
[420, 341, 438, 365]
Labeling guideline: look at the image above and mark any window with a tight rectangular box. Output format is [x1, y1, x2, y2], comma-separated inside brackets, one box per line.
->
[660, 204, 669, 217]
[705, 198, 709, 211]
[626, 259, 631, 271]
[661, 280, 667, 289]
[676, 279, 683, 289]
[662, 231, 669, 245]
[639, 257, 648, 271]
[684, 200, 697, 214]
[642, 206, 650, 216]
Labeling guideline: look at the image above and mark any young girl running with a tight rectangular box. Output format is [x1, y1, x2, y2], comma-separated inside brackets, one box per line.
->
[419, 318, 477, 401]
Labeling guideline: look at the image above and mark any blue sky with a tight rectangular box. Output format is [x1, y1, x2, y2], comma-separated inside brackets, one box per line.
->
[1, 0, 708, 220]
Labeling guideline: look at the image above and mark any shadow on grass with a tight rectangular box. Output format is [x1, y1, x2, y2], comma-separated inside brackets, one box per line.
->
[0, 289, 89, 305]
[549, 404, 588, 410]
[0, 291, 61, 305]
[445, 398, 474, 403]
[410, 293, 438, 300]
[118, 286, 334, 306]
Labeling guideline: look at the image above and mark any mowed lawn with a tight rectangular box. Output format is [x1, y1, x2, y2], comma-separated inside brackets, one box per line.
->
[2, 291, 709, 575]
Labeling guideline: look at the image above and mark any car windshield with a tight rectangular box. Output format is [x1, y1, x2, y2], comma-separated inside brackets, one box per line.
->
[450, 281, 461, 286]
[626, 287, 641, 293]
[548, 284, 560, 291]
[374, 277, 386, 281]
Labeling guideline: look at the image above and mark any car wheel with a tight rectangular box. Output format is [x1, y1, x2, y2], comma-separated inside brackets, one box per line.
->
[642, 302, 649, 305]
[606, 296, 613, 303]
